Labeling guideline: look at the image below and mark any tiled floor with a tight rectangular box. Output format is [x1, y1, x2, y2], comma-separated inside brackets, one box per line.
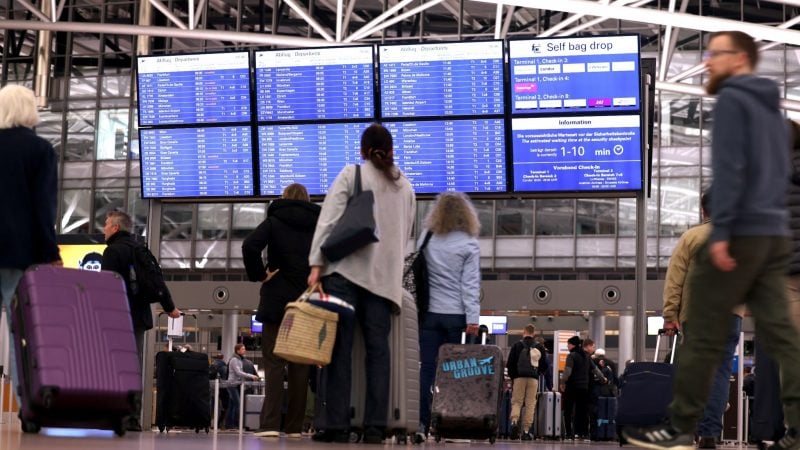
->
[0, 415, 755, 450]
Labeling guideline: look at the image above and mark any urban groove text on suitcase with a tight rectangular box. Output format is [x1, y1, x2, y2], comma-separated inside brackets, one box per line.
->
[440, 356, 496, 379]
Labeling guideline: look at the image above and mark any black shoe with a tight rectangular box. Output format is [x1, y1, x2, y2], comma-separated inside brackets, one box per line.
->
[697, 436, 717, 449]
[363, 427, 384, 444]
[622, 424, 694, 450]
[521, 432, 533, 441]
[510, 421, 520, 440]
[312, 429, 350, 443]
[769, 428, 800, 450]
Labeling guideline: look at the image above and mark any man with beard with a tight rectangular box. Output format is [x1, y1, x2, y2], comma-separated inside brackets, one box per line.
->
[624, 31, 800, 450]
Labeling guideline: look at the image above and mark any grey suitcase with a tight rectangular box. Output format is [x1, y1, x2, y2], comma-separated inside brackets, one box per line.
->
[244, 394, 265, 431]
[536, 390, 562, 439]
[350, 290, 420, 443]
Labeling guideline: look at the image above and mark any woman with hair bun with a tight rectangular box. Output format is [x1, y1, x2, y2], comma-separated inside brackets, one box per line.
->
[307, 123, 416, 444]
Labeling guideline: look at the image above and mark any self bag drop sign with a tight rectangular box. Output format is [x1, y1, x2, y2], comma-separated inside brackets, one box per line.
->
[440, 356, 496, 379]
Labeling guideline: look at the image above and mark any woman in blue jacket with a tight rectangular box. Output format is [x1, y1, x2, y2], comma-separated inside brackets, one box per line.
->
[417, 192, 481, 441]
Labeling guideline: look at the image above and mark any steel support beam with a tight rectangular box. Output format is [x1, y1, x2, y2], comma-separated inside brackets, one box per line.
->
[283, 0, 334, 41]
[556, 0, 651, 36]
[148, 0, 189, 30]
[0, 20, 335, 47]
[345, 0, 418, 43]
[469, 0, 800, 47]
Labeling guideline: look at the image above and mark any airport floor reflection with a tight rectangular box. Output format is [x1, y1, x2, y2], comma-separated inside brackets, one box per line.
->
[0, 415, 753, 450]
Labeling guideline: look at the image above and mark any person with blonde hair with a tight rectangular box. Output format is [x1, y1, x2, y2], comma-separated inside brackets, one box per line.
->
[416, 191, 481, 441]
[307, 123, 415, 444]
[242, 182, 320, 438]
[0, 84, 62, 407]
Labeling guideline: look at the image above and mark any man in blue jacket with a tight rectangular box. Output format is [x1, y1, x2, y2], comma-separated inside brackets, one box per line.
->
[624, 31, 800, 450]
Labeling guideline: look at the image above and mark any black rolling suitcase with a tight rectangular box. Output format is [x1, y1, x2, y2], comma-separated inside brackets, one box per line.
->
[616, 330, 676, 443]
[430, 333, 504, 444]
[155, 350, 212, 433]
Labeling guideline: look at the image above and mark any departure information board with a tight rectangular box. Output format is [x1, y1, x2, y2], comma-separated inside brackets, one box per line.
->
[140, 126, 254, 198]
[508, 36, 640, 115]
[258, 122, 365, 196]
[511, 115, 642, 192]
[137, 52, 251, 126]
[255, 46, 375, 121]
[379, 41, 504, 118]
[386, 119, 507, 194]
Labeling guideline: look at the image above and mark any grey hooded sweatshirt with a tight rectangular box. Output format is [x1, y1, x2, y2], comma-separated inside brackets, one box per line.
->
[709, 74, 791, 243]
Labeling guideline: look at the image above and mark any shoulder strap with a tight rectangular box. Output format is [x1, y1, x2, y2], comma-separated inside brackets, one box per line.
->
[420, 230, 433, 251]
[354, 164, 362, 195]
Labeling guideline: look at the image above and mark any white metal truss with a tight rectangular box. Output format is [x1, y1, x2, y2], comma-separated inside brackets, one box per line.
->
[469, 0, 800, 46]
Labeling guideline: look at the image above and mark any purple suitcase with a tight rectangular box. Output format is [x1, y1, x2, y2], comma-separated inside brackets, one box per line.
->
[10, 265, 142, 435]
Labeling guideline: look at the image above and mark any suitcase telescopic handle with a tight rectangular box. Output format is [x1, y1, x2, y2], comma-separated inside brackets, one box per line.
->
[654, 329, 680, 364]
[460, 331, 488, 345]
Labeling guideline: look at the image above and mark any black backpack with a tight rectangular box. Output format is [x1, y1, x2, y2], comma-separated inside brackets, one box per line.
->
[402, 231, 433, 318]
[124, 241, 171, 304]
[516, 340, 542, 378]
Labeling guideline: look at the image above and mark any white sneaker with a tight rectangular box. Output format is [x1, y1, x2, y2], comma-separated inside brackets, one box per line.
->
[286, 433, 303, 439]
[255, 430, 280, 437]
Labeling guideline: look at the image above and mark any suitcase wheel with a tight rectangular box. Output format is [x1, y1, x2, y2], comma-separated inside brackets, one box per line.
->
[489, 435, 496, 444]
[113, 419, 127, 437]
[434, 433, 441, 443]
[20, 418, 41, 434]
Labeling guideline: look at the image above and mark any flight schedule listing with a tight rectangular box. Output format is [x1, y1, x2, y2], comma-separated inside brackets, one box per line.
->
[140, 126, 254, 198]
[258, 122, 366, 196]
[386, 119, 506, 194]
[508, 36, 640, 115]
[379, 41, 504, 118]
[137, 52, 251, 126]
[255, 47, 375, 121]
[511, 115, 642, 192]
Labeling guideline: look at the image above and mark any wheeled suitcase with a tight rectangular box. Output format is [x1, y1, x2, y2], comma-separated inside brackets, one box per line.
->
[430, 333, 504, 444]
[349, 290, 420, 443]
[593, 396, 617, 440]
[244, 394, 265, 431]
[535, 390, 562, 439]
[155, 350, 211, 433]
[616, 331, 676, 443]
[10, 265, 141, 435]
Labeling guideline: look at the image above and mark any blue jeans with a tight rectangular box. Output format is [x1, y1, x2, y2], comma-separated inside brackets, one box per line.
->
[226, 386, 241, 428]
[696, 315, 742, 437]
[321, 274, 392, 431]
[418, 312, 466, 433]
[0, 269, 24, 405]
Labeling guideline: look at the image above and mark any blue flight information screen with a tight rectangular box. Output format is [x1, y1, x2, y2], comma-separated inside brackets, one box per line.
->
[140, 126, 254, 198]
[379, 41, 504, 118]
[255, 47, 375, 121]
[511, 115, 642, 192]
[258, 123, 366, 196]
[137, 52, 251, 126]
[508, 36, 640, 115]
[386, 119, 506, 194]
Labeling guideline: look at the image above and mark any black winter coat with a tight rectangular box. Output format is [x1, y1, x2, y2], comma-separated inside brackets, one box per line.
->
[102, 231, 176, 330]
[242, 199, 321, 324]
[0, 127, 60, 269]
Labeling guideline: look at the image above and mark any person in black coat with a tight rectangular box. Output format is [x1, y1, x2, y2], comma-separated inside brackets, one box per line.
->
[242, 183, 321, 438]
[102, 210, 181, 430]
[0, 84, 62, 406]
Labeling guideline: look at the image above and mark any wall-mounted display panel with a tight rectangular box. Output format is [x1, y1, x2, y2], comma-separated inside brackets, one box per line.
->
[137, 52, 251, 126]
[511, 115, 642, 192]
[508, 36, 641, 115]
[254, 46, 375, 121]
